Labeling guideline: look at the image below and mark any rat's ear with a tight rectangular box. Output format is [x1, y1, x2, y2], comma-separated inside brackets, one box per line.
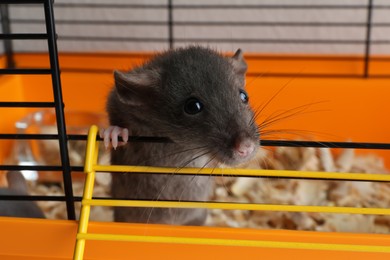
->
[230, 49, 247, 75]
[114, 69, 160, 105]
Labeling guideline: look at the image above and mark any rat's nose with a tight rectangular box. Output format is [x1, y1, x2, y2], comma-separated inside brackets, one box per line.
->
[235, 138, 256, 158]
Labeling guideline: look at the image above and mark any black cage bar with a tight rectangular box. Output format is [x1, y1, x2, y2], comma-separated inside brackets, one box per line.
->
[0, 0, 75, 220]
[6, 1, 390, 77]
[1, 0, 390, 220]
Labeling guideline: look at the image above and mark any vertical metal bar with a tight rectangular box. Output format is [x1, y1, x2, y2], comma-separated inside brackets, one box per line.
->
[363, 0, 374, 78]
[74, 126, 99, 260]
[168, 0, 174, 49]
[0, 4, 15, 68]
[43, 0, 76, 220]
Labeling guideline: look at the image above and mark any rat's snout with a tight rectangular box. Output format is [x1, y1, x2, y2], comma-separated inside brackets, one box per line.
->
[234, 137, 256, 159]
[215, 113, 260, 165]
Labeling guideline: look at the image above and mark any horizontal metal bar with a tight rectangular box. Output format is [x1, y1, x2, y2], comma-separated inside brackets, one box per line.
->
[57, 36, 375, 45]
[0, 0, 44, 4]
[261, 140, 390, 149]
[246, 72, 367, 78]
[100, 172, 388, 183]
[103, 136, 173, 143]
[73, 134, 173, 143]
[1, 134, 107, 141]
[1, 134, 389, 151]
[84, 199, 390, 215]
[0, 33, 47, 40]
[185, 38, 390, 45]
[53, 3, 167, 9]
[0, 195, 139, 202]
[95, 165, 390, 182]
[59, 36, 168, 42]
[0, 165, 83, 172]
[12, 19, 167, 26]
[67, 134, 88, 141]
[173, 21, 383, 27]
[32, 3, 390, 10]
[0, 195, 133, 202]
[59, 68, 114, 74]
[176, 38, 374, 45]
[0, 134, 170, 143]
[58, 68, 390, 78]
[71, 166, 84, 172]
[244, 55, 390, 61]
[173, 5, 387, 10]
[2, 132, 390, 150]
[369, 40, 390, 44]
[14, 51, 390, 61]
[6, 133, 387, 150]
[13, 19, 388, 28]
[0, 195, 82, 202]
[0, 68, 51, 74]
[276, 73, 390, 78]
[0, 134, 90, 141]
[68, 134, 172, 143]
[0, 102, 55, 107]
[0, 165, 61, 171]
[10, 2, 390, 10]
[0, 134, 59, 140]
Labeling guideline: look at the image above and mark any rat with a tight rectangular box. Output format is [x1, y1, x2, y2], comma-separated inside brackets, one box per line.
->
[0, 171, 45, 218]
[100, 46, 259, 225]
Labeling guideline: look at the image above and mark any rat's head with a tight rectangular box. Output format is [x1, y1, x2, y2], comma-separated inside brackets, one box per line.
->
[113, 46, 259, 166]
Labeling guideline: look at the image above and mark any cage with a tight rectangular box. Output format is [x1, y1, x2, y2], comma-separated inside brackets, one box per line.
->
[0, 0, 390, 259]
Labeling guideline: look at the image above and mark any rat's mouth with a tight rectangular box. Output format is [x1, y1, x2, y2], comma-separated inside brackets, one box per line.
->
[213, 142, 259, 167]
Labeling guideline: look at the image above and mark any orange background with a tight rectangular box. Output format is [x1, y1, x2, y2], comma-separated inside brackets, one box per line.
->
[0, 52, 390, 259]
[1, 53, 390, 166]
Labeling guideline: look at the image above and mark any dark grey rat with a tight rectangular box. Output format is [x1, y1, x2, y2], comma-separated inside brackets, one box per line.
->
[100, 46, 259, 225]
[0, 171, 45, 218]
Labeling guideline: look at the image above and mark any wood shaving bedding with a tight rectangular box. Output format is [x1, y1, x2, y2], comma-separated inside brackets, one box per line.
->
[27, 146, 390, 233]
[207, 147, 390, 233]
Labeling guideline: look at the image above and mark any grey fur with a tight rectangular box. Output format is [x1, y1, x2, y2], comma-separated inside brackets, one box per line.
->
[107, 46, 259, 225]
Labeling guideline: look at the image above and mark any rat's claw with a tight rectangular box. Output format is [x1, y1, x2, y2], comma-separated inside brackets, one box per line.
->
[110, 126, 122, 149]
[121, 128, 129, 143]
[102, 127, 113, 149]
[100, 126, 129, 149]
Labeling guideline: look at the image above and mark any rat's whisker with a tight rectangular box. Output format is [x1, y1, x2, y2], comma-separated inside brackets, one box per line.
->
[245, 71, 268, 88]
[144, 149, 214, 224]
[173, 152, 218, 224]
[255, 77, 297, 121]
[133, 145, 210, 166]
[259, 103, 329, 132]
[177, 152, 218, 202]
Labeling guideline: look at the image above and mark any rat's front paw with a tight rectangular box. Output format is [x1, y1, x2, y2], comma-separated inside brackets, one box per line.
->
[99, 126, 129, 149]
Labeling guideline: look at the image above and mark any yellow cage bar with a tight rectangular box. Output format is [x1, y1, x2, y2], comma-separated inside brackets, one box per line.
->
[73, 125, 390, 259]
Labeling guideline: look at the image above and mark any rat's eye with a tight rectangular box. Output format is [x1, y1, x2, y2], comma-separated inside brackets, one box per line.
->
[184, 97, 203, 114]
[239, 90, 249, 103]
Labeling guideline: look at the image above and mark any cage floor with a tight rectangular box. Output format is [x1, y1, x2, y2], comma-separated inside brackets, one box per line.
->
[0, 217, 389, 260]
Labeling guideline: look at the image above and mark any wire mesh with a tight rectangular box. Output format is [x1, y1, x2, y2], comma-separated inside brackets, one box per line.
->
[0, 0, 390, 223]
